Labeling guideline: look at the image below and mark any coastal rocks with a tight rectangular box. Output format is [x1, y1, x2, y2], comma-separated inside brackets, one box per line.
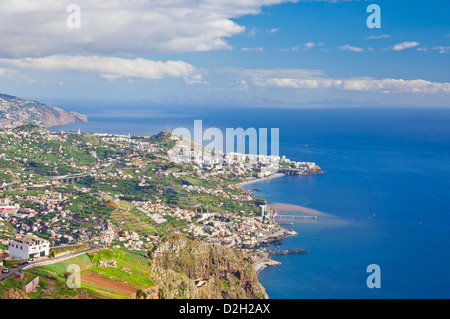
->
[265, 248, 309, 255]
[250, 250, 282, 273]
[256, 229, 298, 248]
[257, 239, 284, 247]
[279, 168, 325, 176]
[150, 234, 268, 299]
[285, 229, 299, 236]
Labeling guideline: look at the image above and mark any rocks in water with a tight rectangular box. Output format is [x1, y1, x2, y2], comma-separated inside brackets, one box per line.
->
[265, 248, 308, 255]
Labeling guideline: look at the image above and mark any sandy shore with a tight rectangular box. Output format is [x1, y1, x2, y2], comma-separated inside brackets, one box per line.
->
[238, 173, 285, 187]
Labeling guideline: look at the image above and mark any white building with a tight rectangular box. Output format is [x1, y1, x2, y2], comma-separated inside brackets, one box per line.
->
[8, 235, 50, 260]
[0, 197, 20, 217]
[259, 205, 267, 217]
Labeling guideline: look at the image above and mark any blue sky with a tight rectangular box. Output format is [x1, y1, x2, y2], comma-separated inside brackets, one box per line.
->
[0, 0, 448, 107]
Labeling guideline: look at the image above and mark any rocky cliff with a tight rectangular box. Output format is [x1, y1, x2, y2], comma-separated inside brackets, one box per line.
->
[150, 234, 268, 299]
[0, 93, 87, 129]
[0, 288, 30, 299]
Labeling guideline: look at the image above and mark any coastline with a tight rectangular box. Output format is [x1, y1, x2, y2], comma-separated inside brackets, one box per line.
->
[43, 121, 309, 293]
[238, 175, 312, 279]
[237, 173, 285, 187]
[255, 259, 282, 274]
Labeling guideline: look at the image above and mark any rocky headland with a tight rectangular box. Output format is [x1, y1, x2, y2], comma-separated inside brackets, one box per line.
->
[0, 93, 87, 129]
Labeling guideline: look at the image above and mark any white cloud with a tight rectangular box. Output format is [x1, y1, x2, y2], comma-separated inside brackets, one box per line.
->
[238, 80, 250, 91]
[303, 42, 316, 50]
[267, 28, 280, 34]
[224, 67, 450, 94]
[0, 0, 300, 58]
[303, 42, 324, 50]
[247, 27, 259, 38]
[278, 46, 300, 52]
[264, 77, 450, 94]
[240, 47, 264, 52]
[0, 55, 201, 82]
[391, 41, 420, 51]
[432, 46, 450, 54]
[364, 34, 390, 40]
[338, 45, 364, 52]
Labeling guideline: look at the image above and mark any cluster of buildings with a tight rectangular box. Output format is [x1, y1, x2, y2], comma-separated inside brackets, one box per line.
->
[129, 199, 278, 249]
[0, 198, 20, 218]
[0, 128, 309, 258]
[93, 132, 168, 155]
[0, 192, 108, 249]
[187, 209, 277, 248]
[116, 230, 144, 250]
[169, 142, 282, 178]
[168, 137, 320, 180]
[181, 184, 253, 202]
[98, 224, 161, 250]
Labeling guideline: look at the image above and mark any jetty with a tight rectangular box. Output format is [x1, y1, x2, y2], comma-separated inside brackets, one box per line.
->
[255, 259, 282, 273]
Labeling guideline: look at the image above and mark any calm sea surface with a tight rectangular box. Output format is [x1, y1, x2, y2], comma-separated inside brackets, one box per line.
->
[50, 101, 450, 298]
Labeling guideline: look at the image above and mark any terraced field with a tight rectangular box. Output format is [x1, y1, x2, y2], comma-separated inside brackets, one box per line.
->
[35, 254, 94, 279]
[110, 207, 186, 237]
[110, 208, 156, 234]
[81, 271, 138, 297]
[27, 248, 156, 298]
[86, 249, 156, 289]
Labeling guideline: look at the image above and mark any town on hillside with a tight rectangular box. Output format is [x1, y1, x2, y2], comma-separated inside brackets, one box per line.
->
[0, 125, 322, 297]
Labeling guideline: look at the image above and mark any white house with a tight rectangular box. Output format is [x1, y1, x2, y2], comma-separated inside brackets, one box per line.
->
[8, 235, 50, 260]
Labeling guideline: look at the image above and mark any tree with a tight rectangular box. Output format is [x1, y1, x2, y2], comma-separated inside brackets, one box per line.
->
[146, 250, 153, 260]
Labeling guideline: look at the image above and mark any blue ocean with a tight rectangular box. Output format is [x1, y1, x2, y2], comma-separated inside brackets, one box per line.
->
[50, 101, 450, 298]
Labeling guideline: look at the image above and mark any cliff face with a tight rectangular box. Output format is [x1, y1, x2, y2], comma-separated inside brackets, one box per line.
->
[0, 288, 30, 299]
[150, 234, 268, 299]
[0, 93, 87, 129]
[36, 105, 87, 128]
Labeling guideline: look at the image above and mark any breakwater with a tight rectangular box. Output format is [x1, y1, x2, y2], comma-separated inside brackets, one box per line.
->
[265, 248, 308, 255]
